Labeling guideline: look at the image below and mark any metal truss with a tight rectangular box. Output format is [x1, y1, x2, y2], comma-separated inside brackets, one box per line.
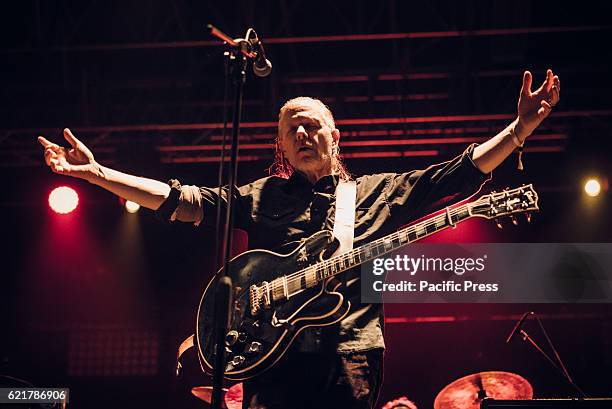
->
[3, 1, 612, 168]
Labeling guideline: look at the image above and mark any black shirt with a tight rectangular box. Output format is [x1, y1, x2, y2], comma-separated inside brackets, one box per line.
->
[165, 144, 490, 352]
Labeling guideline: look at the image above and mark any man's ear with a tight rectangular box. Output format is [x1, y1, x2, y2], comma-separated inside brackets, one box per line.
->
[277, 135, 286, 155]
[332, 128, 340, 145]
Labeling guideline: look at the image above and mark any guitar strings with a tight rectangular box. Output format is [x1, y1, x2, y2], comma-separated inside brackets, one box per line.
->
[277, 208, 463, 294]
[276, 203, 479, 294]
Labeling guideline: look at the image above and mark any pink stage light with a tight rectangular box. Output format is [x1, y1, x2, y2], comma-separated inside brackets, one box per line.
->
[48, 186, 79, 214]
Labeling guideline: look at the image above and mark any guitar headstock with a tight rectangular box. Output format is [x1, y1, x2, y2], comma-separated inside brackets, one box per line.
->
[471, 184, 539, 223]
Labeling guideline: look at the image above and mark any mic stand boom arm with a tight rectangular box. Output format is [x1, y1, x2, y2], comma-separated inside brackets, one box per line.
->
[515, 314, 588, 398]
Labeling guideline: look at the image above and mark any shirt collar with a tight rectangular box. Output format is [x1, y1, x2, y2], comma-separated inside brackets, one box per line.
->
[288, 171, 339, 193]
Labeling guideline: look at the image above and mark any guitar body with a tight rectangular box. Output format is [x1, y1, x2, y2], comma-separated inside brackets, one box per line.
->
[196, 230, 351, 381]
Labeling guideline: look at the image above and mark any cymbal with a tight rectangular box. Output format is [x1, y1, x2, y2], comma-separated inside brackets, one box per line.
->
[191, 383, 243, 409]
[434, 371, 533, 409]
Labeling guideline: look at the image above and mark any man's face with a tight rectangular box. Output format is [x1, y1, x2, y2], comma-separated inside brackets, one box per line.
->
[278, 104, 339, 177]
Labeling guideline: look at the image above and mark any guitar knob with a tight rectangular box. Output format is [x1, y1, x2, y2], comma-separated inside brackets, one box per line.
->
[511, 216, 518, 226]
[238, 332, 248, 343]
[231, 355, 245, 367]
[495, 219, 503, 229]
[247, 341, 262, 354]
[225, 330, 239, 346]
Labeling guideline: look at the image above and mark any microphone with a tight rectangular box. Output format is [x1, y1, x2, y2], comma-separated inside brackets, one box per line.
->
[251, 38, 272, 77]
[506, 311, 533, 343]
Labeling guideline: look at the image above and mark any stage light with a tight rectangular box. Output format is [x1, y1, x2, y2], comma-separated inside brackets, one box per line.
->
[49, 186, 79, 214]
[125, 200, 140, 213]
[584, 179, 601, 197]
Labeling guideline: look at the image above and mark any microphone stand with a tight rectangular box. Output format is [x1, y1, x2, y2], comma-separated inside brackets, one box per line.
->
[206, 24, 257, 409]
[515, 313, 587, 398]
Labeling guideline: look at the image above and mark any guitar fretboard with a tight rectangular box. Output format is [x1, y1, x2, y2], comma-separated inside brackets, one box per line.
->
[269, 203, 474, 301]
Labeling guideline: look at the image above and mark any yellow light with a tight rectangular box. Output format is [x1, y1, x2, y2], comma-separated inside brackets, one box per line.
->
[584, 179, 601, 197]
[49, 186, 79, 214]
[125, 200, 140, 213]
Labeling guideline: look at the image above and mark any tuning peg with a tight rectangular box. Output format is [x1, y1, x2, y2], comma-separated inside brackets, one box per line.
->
[495, 219, 503, 229]
[511, 216, 519, 226]
[525, 213, 531, 223]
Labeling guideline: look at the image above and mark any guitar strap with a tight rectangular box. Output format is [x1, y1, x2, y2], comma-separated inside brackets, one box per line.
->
[332, 179, 357, 256]
[175, 334, 194, 377]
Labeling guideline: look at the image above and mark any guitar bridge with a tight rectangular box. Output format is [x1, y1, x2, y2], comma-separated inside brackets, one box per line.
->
[249, 285, 260, 315]
[249, 281, 272, 316]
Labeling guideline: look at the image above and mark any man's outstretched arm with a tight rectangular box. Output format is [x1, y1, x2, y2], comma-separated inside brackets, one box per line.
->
[38, 128, 170, 210]
[472, 69, 561, 174]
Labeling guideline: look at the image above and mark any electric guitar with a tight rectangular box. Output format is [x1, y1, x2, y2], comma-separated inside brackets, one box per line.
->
[195, 184, 539, 380]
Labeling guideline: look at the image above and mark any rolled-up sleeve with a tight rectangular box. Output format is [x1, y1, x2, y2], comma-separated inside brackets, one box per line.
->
[171, 185, 204, 224]
[385, 143, 491, 220]
[156, 181, 251, 228]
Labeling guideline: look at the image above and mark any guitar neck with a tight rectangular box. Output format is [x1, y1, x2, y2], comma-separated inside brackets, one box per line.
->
[267, 203, 475, 301]
[313, 203, 474, 282]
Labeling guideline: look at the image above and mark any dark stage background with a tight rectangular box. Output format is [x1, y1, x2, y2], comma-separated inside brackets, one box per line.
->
[1, 1, 611, 408]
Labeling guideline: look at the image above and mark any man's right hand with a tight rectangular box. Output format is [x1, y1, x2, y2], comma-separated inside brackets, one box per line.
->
[38, 127, 171, 211]
[38, 128, 98, 181]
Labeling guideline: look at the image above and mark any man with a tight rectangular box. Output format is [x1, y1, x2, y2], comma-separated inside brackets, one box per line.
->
[38, 70, 560, 408]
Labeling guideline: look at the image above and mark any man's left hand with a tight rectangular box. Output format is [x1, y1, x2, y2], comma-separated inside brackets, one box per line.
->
[516, 69, 560, 139]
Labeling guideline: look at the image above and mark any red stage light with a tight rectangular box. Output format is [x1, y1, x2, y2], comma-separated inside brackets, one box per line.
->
[48, 186, 79, 214]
